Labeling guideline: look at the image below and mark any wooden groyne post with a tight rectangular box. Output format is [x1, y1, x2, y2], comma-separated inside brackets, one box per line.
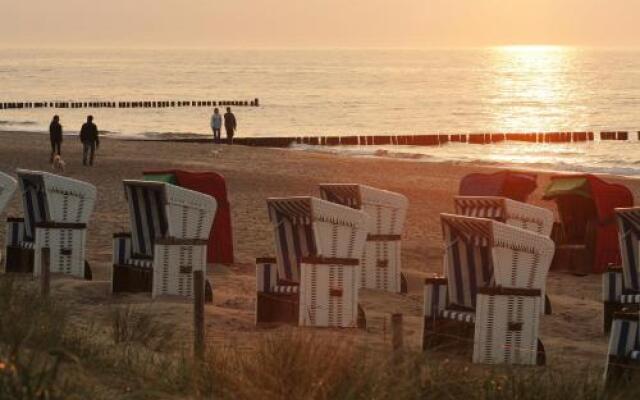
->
[193, 269, 206, 360]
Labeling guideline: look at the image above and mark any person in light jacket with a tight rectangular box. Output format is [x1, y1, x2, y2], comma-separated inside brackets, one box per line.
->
[210, 108, 222, 143]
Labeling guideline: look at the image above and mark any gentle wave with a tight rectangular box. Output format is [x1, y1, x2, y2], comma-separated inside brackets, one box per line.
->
[0, 120, 37, 126]
[292, 142, 640, 177]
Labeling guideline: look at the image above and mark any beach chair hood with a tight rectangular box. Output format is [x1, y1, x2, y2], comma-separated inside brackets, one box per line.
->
[454, 196, 554, 236]
[16, 169, 97, 240]
[543, 174, 633, 273]
[459, 170, 537, 202]
[267, 196, 368, 283]
[319, 183, 408, 236]
[123, 180, 216, 258]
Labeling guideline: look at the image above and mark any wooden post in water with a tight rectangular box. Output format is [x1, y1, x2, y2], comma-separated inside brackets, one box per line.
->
[193, 270, 206, 360]
[41, 248, 50, 297]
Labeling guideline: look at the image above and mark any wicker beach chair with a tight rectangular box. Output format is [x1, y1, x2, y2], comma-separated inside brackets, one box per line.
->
[112, 180, 217, 300]
[319, 184, 409, 293]
[454, 196, 554, 314]
[604, 311, 640, 383]
[0, 172, 17, 266]
[602, 207, 640, 333]
[256, 196, 369, 328]
[4, 169, 96, 279]
[422, 214, 554, 365]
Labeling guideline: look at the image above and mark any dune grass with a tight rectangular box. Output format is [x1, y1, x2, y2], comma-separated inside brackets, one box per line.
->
[2, 275, 640, 399]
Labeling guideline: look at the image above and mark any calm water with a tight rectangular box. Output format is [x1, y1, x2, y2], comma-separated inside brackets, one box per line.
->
[1, 47, 640, 174]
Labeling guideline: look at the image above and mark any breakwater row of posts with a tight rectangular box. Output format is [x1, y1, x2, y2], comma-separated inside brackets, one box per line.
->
[0, 98, 259, 109]
[228, 131, 638, 147]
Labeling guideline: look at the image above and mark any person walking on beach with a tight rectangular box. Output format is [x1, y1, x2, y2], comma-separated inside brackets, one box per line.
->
[224, 107, 237, 145]
[49, 115, 63, 162]
[79, 115, 99, 166]
[210, 107, 222, 143]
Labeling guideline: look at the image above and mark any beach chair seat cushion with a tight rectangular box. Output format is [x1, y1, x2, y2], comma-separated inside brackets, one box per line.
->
[620, 294, 640, 304]
[439, 309, 475, 323]
[125, 258, 154, 269]
[272, 284, 299, 294]
[18, 241, 35, 249]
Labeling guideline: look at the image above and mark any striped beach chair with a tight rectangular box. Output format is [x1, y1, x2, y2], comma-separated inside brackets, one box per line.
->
[112, 180, 217, 300]
[256, 196, 369, 328]
[4, 169, 96, 279]
[0, 172, 17, 266]
[454, 196, 554, 314]
[603, 207, 640, 333]
[422, 214, 554, 365]
[319, 184, 409, 293]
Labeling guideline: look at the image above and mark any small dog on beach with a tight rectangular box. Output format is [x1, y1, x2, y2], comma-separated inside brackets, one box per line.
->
[52, 154, 66, 173]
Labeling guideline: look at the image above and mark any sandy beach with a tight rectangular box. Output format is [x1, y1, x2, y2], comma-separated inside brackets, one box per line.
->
[0, 130, 615, 371]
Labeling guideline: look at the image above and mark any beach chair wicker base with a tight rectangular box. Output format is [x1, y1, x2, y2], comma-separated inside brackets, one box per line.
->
[473, 290, 543, 366]
[113, 263, 213, 303]
[256, 292, 300, 325]
[4, 246, 34, 273]
[422, 316, 546, 365]
[605, 356, 640, 386]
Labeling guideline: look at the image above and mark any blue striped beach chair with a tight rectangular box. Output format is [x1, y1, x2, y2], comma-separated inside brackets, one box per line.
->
[454, 196, 554, 314]
[4, 169, 96, 278]
[112, 180, 217, 300]
[256, 196, 369, 328]
[319, 184, 409, 293]
[603, 207, 640, 334]
[605, 312, 640, 383]
[422, 214, 555, 365]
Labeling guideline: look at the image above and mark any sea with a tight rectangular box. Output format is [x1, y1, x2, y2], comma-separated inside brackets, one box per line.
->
[1, 47, 640, 175]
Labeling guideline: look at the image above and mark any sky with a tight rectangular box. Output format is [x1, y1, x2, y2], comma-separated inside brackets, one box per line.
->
[0, 0, 639, 48]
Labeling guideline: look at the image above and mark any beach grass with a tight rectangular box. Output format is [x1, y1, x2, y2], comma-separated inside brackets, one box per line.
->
[2, 274, 639, 400]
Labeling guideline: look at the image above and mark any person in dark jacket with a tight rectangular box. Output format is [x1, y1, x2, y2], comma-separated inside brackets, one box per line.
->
[49, 115, 63, 162]
[79, 115, 100, 166]
[223, 107, 237, 145]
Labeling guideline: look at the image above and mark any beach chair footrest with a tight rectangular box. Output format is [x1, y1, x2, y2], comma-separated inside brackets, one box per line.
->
[112, 264, 153, 293]
[423, 315, 475, 353]
[256, 292, 299, 325]
[4, 245, 34, 274]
